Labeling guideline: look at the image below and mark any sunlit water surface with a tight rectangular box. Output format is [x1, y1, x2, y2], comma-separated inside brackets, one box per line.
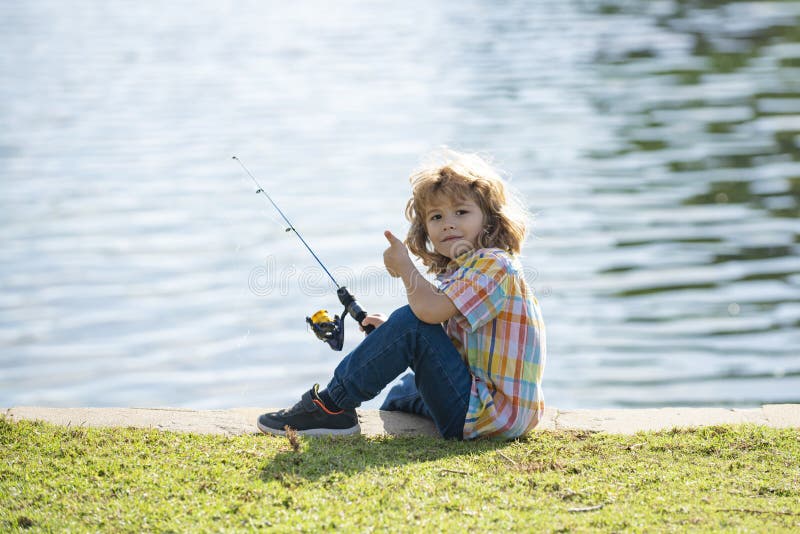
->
[1, 0, 799, 410]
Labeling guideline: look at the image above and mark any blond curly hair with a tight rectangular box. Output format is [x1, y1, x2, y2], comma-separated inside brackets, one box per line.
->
[404, 150, 529, 274]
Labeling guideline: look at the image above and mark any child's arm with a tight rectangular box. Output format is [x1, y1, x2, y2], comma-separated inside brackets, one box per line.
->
[383, 231, 458, 324]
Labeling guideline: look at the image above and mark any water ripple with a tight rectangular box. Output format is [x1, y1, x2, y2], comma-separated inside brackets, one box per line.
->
[1, 0, 798, 409]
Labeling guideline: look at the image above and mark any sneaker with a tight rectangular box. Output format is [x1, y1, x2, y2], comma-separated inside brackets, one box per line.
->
[256, 384, 361, 436]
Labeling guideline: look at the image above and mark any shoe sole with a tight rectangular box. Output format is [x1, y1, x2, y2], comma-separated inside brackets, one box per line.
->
[256, 419, 361, 437]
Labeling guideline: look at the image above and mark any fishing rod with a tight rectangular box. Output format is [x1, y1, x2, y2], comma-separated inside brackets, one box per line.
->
[233, 156, 374, 351]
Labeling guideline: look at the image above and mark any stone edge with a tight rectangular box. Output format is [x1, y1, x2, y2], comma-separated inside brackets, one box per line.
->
[4, 405, 799, 437]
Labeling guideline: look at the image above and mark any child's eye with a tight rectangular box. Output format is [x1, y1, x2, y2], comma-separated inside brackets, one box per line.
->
[456, 210, 468, 215]
[429, 214, 442, 221]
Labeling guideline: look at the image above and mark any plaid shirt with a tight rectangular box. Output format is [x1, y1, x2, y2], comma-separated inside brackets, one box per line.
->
[437, 248, 546, 439]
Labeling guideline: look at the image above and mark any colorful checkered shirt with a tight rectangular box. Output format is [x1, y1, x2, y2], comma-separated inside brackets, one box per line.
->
[437, 248, 546, 439]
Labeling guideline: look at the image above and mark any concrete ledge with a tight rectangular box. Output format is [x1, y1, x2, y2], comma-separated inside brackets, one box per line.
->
[5, 405, 799, 437]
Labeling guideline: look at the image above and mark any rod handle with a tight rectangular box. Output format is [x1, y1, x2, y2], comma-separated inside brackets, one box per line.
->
[337, 287, 375, 335]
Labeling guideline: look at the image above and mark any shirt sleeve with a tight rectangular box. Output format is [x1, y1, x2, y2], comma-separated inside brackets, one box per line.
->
[439, 252, 510, 332]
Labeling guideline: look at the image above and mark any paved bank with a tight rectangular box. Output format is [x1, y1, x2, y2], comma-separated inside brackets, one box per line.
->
[5, 404, 800, 437]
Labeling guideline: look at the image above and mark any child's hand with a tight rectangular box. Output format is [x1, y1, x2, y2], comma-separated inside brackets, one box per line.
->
[383, 230, 414, 278]
[360, 313, 388, 333]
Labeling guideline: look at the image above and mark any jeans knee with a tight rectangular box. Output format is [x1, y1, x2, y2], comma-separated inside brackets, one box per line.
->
[388, 305, 422, 326]
[389, 305, 445, 332]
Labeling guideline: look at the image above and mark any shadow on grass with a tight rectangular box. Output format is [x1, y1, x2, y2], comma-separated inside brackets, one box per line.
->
[259, 434, 511, 483]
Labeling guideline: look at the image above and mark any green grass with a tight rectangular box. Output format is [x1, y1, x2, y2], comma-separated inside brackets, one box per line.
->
[2, 417, 799, 532]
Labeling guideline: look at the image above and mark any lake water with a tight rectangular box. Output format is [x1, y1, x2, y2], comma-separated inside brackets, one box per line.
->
[1, 0, 799, 411]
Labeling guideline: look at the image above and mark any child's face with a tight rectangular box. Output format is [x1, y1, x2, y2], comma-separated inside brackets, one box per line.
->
[424, 194, 486, 260]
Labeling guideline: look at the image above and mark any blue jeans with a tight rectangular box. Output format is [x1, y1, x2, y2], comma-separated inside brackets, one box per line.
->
[325, 305, 472, 439]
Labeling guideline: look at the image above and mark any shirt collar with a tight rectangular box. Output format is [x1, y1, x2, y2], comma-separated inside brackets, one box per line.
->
[436, 248, 481, 281]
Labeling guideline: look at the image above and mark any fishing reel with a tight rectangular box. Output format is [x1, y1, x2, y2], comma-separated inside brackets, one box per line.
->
[306, 310, 345, 351]
[306, 287, 375, 351]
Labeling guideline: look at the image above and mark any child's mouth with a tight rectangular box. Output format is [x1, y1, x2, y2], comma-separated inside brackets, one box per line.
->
[442, 235, 462, 242]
